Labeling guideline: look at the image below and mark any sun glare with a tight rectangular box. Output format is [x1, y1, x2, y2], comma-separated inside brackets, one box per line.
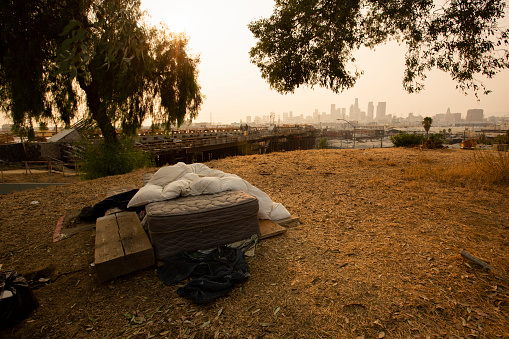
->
[141, 1, 196, 34]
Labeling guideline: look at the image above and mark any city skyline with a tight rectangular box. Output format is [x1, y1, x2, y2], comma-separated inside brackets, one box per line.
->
[243, 98, 503, 126]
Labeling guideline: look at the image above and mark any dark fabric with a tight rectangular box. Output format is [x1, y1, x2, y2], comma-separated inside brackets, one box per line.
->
[79, 189, 142, 221]
[0, 271, 39, 329]
[157, 246, 250, 304]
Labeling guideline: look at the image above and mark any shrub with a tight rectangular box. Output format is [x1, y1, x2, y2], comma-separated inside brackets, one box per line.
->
[422, 133, 445, 149]
[78, 137, 154, 180]
[492, 130, 509, 145]
[318, 137, 329, 149]
[390, 132, 425, 147]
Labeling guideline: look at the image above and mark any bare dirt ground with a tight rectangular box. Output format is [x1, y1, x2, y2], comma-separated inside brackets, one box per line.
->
[0, 148, 508, 338]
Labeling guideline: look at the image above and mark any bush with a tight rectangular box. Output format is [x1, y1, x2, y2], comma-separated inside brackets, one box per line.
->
[318, 137, 329, 149]
[390, 132, 425, 147]
[78, 137, 154, 180]
[492, 130, 509, 145]
[422, 133, 445, 149]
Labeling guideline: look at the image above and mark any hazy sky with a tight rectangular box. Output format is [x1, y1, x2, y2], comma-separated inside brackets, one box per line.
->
[140, 0, 509, 124]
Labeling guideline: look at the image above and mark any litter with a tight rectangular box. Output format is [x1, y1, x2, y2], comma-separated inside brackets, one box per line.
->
[0, 271, 39, 328]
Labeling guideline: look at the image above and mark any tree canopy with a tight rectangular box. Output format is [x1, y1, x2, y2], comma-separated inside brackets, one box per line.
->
[0, 0, 203, 142]
[249, 0, 509, 97]
[422, 116, 433, 137]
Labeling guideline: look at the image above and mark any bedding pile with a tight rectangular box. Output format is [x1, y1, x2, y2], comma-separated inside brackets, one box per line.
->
[127, 162, 290, 221]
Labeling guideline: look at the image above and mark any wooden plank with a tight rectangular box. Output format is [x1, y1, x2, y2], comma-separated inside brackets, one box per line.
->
[94, 214, 127, 282]
[116, 212, 155, 269]
[259, 219, 287, 240]
[274, 215, 300, 227]
[94, 212, 155, 282]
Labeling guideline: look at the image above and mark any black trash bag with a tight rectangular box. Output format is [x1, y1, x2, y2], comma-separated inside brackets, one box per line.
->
[0, 271, 39, 329]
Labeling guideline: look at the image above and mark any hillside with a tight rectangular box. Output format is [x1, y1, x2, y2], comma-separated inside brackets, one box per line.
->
[1, 148, 508, 338]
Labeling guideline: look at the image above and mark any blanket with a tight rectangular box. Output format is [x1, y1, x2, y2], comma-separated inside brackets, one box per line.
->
[127, 162, 290, 221]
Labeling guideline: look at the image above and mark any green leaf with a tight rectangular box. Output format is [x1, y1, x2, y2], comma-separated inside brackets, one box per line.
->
[59, 20, 81, 36]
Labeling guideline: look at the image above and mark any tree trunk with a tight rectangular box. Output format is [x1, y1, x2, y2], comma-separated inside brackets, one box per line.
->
[79, 77, 117, 143]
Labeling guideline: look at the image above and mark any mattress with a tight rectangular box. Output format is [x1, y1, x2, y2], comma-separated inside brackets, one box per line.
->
[146, 191, 260, 259]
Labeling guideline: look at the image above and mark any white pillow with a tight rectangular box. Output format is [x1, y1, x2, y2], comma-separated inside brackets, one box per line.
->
[127, 184, 165, 208]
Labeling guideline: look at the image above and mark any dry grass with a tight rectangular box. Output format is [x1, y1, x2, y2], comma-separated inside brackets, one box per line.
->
[473, 149, 509, 185]
[0, 148, 508, 339]
[405, 149, 509, 188]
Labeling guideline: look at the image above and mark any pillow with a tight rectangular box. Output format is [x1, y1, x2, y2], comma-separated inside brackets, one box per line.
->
[127, 184, 165, 208]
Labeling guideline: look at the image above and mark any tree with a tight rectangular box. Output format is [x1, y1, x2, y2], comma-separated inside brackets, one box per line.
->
[0, 0, 203, 144]
[249, 0, 509, 96]
[318, 137, 328, 149]
[422, 117, 433, 138]
[38, 121, 48, 131]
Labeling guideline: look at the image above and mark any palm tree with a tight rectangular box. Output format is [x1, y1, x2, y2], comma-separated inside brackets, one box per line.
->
[422, 117, 433, 138]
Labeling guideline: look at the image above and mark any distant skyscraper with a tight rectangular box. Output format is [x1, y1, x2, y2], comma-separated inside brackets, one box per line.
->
[246, 116, 252, 123]
[349, 104, 355, 120]
[313, 109, 319, 122]
[350, 98, 361, 120]
[466, 109, 484, 122]
[376, 102, 387, 121]
[367, 101, 374, 121]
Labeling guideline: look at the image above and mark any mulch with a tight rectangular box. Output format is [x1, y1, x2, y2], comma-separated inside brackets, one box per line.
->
[0, 147, 508, 338]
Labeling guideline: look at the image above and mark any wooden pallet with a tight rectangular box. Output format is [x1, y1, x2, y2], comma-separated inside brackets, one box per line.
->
[94, 211, 154, 282]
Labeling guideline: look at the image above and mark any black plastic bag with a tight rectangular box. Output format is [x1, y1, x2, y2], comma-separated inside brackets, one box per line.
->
[0, 270, 39, 328]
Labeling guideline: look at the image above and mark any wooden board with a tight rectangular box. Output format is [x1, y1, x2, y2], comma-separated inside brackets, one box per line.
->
[95, 214, 127, 282]
[116, 211, 154, 269]
[274, 215, 300, 227]
[94, 212, 154, 282]
[259, 219, 287, 239]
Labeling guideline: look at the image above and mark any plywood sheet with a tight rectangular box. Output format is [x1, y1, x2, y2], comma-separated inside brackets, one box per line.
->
[259, 219, 287, 239]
